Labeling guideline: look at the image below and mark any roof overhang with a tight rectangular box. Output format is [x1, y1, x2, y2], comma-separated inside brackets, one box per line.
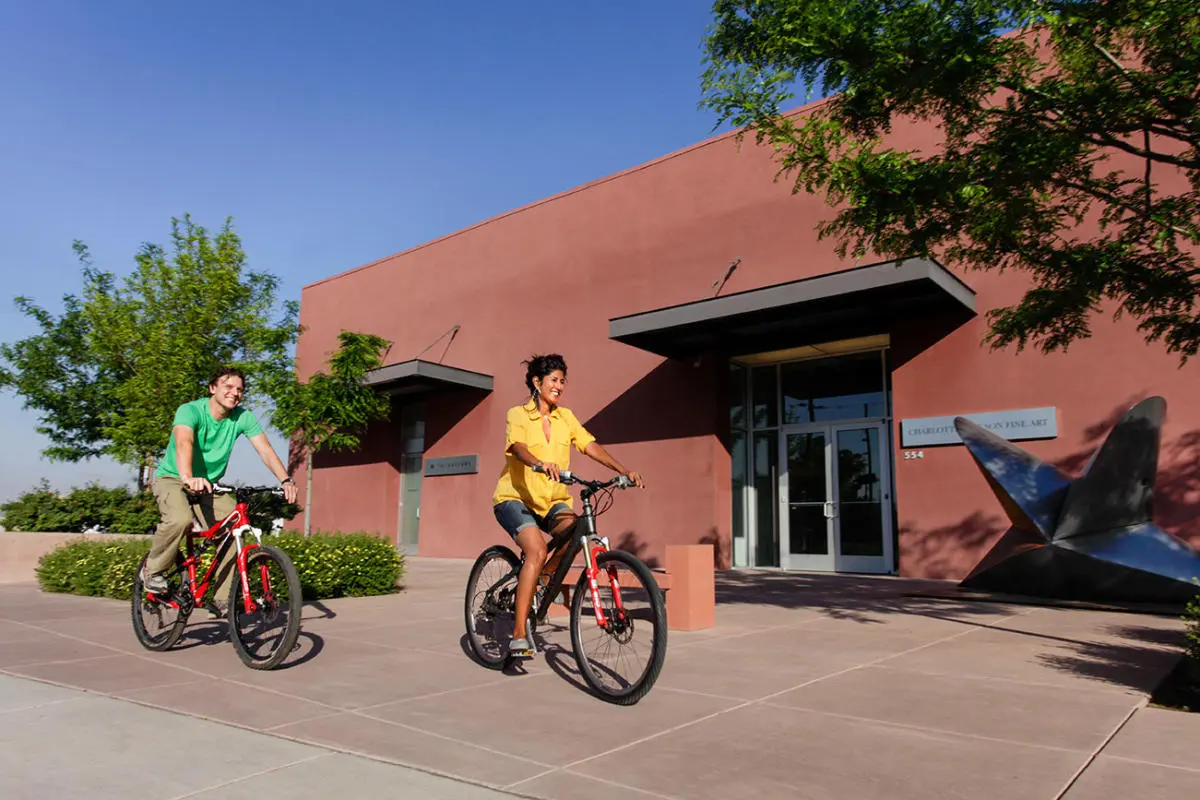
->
[363, 359, 493, 397]
[609, 258, 976, 359]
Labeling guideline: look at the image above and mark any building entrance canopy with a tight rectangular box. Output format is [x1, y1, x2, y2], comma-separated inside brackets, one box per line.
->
[363, 359, 493, 397]
[608, 258, 976, 359]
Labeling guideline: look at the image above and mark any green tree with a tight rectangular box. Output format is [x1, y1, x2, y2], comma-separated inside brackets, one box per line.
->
[271, 330, 392, 535]
[0, 215, 299, 487]
[0, 293, 117, 461]
[701, 0, 1200, 359]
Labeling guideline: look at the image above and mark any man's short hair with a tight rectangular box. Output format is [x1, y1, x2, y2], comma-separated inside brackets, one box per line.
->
[208, 367, 247, 390]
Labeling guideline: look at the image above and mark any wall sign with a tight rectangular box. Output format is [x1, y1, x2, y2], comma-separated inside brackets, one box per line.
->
[424, 455, 478, 476]
[900, 407, 1058, 448]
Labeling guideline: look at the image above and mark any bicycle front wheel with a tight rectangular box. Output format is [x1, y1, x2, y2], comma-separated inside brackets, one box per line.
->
[570, 549, 668, 705]
[464, 545, 521, 669]
[228, 545, 302, 670]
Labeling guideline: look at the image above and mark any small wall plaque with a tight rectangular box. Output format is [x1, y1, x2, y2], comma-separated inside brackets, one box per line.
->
[423, 455, 479, 476]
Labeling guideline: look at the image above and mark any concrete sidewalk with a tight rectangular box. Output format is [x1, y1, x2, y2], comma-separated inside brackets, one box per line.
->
[3, 558, 1199, 798]
[0, 672, 515, 799]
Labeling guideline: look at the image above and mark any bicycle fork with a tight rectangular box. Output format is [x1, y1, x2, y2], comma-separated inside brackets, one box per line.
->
[580, 533, 627, 630]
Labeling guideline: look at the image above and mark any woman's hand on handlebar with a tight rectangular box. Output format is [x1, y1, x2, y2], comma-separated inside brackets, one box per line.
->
[623, 471, 645, 489]
[182, 476, 213, 495]
[534, 461, 562, 482]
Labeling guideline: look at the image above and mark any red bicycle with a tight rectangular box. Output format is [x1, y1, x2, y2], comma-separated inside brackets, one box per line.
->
[131, 484, 302, 670]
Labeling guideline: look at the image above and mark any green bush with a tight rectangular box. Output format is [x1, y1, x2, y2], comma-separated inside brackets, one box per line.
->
[273, 531, 405, 599]
[35, 531, 403, 602]
[1185, 593, 1200, 664]
[2, 479, 300, 535]
[35, 539, 151, 599]
[2, 480, 160, 534]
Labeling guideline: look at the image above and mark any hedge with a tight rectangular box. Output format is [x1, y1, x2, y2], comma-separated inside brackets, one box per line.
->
[3, 479, 299, 535]
[35, 532, 404, 602]
[1187, 593, 1200, 665]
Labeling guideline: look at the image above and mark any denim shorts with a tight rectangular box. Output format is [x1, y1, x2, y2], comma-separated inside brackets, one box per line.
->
[493, 500, 573, 540]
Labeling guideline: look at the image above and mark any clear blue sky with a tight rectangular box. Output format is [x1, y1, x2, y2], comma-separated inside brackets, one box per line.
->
[0, 1, 733, 503]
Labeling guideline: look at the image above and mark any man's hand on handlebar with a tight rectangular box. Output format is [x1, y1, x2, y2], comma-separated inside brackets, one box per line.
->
[182, 476, 213, 495]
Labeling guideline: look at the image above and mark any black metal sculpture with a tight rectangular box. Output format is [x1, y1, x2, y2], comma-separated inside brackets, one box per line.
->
[954, 396, 1200, 605]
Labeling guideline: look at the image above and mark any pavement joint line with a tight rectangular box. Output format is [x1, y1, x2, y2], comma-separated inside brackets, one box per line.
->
[869, 662, 1154, 698]
[505, 767, 684, 799]
[261, 709, 346, 732]
[671, 602, 1022, 652]
[1101, 752, 1200, 775]
[757, 700, 1104, 756]
[540, 605, 1044, 776]
[351, 671, 553, 712]
[164, 753, 329, 800]
[349, 706, 560, 770]
[0, 651, 129, 670]
[250, 727, 538, 799]
[1052, 701, 1144, 799]
[654, 685, 750, 703]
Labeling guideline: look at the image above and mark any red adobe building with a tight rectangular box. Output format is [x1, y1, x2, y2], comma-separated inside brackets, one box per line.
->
[292, 101, 1200, 580]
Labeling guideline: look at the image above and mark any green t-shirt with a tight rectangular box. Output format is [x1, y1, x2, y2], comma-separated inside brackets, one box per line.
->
[155, 398, 264, 482]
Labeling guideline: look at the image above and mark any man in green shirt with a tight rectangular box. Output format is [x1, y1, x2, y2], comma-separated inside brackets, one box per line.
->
[142, 367, 299, 610]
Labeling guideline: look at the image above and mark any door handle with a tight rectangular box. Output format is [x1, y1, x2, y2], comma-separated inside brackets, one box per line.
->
[823, 501, 837, 519]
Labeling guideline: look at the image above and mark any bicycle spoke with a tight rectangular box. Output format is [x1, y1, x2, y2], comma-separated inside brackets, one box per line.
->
[573, 558, 663, 698]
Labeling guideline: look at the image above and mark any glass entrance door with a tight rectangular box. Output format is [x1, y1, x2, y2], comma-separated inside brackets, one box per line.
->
[779, 422, 893, 573]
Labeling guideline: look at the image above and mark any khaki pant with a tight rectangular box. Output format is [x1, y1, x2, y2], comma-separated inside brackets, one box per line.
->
[147, 477, 238, 602]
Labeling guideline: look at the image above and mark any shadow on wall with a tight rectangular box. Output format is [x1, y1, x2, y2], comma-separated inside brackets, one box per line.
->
[424, 389, 491, 452]
[900, 511, 1009, 581]
[901, 394, 1200, 579]
[583, 358, 719, 445]
[604, 527, 730, 571]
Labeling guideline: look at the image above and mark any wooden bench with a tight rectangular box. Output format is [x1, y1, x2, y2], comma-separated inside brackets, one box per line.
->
[545, 543, 714, 631]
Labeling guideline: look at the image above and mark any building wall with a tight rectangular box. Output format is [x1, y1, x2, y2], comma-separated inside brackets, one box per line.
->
[294, 105, 1200, 577]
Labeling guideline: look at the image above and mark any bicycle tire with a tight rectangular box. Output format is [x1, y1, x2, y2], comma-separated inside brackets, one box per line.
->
[130, 554, 189, 652]
[464, 545, 521, 669]
[228, 545, 302, 670]
[569, 549, 668, 705]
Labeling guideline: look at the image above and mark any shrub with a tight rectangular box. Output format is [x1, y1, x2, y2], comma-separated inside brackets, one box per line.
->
[1185, 593, 1200, 665]
[35, 538, 151, 599]
[35, 531, 403, 601]
[1, 480, 160, 534]
[273, 531, 405, 599]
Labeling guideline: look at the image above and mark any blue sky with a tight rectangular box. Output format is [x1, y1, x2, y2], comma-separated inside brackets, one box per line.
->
[0, 1, 735, 503]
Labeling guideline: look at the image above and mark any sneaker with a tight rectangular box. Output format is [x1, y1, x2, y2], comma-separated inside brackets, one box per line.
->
[142, 568, 169, 594]
[507, 637, 535, 658]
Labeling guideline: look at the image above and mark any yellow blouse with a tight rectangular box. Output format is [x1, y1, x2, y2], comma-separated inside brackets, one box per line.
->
[492, 400, 596, 517]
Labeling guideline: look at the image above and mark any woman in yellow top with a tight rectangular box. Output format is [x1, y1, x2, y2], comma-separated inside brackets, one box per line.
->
[492, 353, 644, 658]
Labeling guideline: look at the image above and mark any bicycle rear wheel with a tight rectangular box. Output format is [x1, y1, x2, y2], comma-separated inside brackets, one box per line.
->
[464, 545, 522, 669]
[228, 545, 302, 670]
[570, 549, 668, 705]
[131, 554, 189, 652]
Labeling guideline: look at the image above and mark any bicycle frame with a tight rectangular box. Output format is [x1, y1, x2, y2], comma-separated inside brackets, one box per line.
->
[150, 491, 271, 616]
[526, 479, 630, 631]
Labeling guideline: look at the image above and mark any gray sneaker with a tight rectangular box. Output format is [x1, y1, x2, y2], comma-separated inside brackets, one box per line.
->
[507, 637, 535, 658]
[142, 569, 169, 594]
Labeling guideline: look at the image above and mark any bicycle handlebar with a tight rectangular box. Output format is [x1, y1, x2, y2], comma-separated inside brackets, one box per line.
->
[531, 465, 634, 491]
[187, 483, 285, 499]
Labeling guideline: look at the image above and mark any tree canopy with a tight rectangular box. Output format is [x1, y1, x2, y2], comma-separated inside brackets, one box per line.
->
[701, 0, 1200, 359]
[0, 215, 300, 485]
[270, 330, 392, 534]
